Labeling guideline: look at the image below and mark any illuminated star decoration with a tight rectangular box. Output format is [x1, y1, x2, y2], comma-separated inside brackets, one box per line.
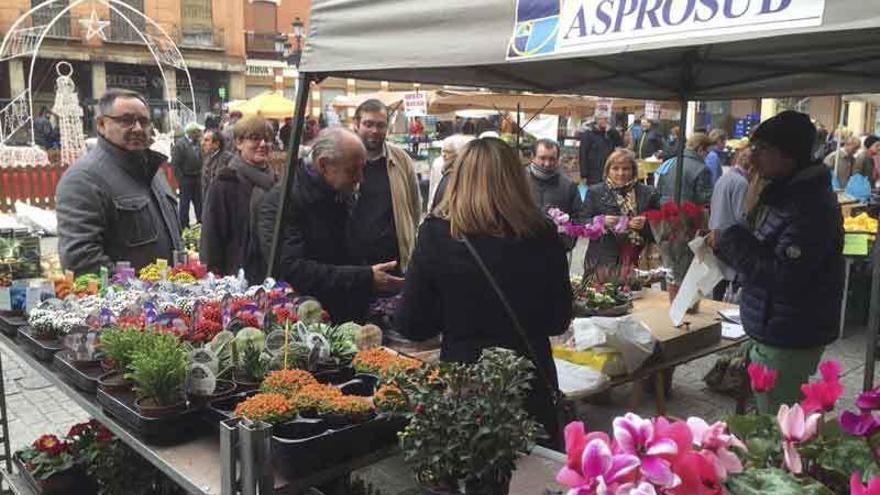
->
[79, 10, 110, 41]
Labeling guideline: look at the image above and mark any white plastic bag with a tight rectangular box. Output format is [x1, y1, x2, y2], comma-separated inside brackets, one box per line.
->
[669, 236, 724, 326]
[572, 315, 655, 373]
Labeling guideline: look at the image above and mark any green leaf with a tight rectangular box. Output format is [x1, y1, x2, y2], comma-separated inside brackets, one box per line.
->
[725, 468, 834, 495]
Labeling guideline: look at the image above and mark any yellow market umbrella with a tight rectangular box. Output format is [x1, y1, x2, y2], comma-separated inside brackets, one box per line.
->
[237, 92, 296, 120]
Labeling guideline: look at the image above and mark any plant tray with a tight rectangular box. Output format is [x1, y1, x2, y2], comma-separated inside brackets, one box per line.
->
[0, 313, 26, 337]
[12, 451, 98, 495]
[96, 388, 200, 445]
[18, 326, 64, 362]
[53, 351, 103, 394]
[206, 374, 407, 478]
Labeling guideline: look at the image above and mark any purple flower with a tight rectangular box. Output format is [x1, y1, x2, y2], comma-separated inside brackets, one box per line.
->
[840, 411, 880, 437]
[613, 413, 681, 488]
[556, 436, 640, 495]
[857, 389, 880, 411]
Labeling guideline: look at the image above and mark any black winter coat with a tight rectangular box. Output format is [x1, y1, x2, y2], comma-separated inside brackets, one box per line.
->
[258, 164, 374, 323]
[583, 182, 659, 268]
[716, 165, 844, 348]
[528, 170, 583, 218]
[200, 157, 275, 280]
[580, 127, 623, 185]
[395, 217, 573, 440]
[635, 129, 666, 160]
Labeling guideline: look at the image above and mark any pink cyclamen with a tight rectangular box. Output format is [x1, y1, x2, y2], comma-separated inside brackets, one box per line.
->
[746, 363, 778, 393]
[777, 403, 820, 474]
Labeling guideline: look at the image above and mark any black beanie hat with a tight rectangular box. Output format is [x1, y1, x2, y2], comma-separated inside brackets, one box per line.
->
[751, 110, 816, 164]
[866, 135, 880, 149]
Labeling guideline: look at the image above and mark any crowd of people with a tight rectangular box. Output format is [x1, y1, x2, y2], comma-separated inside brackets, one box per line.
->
[54, 88, 851, 440]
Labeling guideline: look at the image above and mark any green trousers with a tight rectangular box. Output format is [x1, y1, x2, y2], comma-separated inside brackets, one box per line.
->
[749, 341, 825, 414]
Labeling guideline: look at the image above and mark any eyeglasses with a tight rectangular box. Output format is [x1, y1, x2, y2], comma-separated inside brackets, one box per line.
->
[243, 134, 273, 144]
[103, 114, 151, 129]
[749, 142, 770, 154]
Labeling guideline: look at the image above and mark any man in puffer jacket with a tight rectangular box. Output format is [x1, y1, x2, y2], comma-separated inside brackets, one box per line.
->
[709, 111, 844, 414]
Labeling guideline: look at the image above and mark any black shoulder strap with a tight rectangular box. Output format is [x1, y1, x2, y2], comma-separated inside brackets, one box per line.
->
[461, 235, 559, 400]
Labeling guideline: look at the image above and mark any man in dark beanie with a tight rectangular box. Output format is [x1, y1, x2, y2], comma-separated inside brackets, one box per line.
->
[708, 110, 844, 414]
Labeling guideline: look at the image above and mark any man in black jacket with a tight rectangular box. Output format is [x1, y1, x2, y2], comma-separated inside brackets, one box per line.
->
[709, 111, 844, 414]
[171, 123, 204, 227]
[635, 117, 666, 160]
[579, 117, 622, 185]
[258, 127, 404, 323]
[528, 139, 583, 249]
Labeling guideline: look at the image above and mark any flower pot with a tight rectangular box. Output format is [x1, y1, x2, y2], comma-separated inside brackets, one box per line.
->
[98, 371, 134, 394]
[135, 396, 187, 418]
[233, 373, 260, 392]
[37, 466, 98, 495]
[69, 355, 101, 370]
[188, 379, 236, 408]
[667, 283, 700, 314]
[99, 357, 116, 373]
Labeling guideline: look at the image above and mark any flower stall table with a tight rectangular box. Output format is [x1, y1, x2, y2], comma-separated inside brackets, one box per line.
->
[0, 331, 400, 495]
[562, 289, 749, 416]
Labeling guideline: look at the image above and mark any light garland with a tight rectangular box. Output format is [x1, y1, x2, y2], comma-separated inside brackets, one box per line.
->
[52, 62, 87, 167]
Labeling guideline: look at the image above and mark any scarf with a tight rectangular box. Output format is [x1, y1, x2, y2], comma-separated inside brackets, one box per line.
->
[605, 177, 644, 246]
[529, 163, 560, 181]
[234, 156, 276, 191]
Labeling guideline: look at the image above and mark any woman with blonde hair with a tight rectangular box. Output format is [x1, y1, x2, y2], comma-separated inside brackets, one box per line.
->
[396, 138, 572, 447]
[583, 148, 660, 271]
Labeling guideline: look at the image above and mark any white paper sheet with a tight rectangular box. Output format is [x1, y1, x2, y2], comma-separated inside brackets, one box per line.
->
[669, 236, 725, 326]
[722, 322, 746, 339]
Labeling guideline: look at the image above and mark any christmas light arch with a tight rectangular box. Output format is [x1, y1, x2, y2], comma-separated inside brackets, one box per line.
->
[0, 0, 198, 154]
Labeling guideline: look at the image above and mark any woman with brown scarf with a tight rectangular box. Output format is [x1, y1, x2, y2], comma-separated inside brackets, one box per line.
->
[583, 148, 660, 273]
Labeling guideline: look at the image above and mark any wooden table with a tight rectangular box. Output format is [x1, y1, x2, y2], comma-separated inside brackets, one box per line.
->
[563, 289, 748, 416]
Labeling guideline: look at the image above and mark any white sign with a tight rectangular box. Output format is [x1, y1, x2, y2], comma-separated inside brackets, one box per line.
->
[594, 98, 614, 119]
[404, 92, 428, 117]
[508, 0, 825, 60]
[645, 100, 660, 120]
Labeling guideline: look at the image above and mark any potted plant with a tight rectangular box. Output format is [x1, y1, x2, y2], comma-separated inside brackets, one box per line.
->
[324, 395, 375, 427]
[230, 327, 269, 390]
[395, 348, 540, 494]
[126, 331, 188, 418]
[16, 434, 97, 495]
[97, 326, 147, 393]
[233, 392, 296, 424]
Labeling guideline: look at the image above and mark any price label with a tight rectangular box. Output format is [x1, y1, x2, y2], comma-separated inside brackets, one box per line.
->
[188, 363, 217, 397]
[190, 348, 220, 375]
[25, 287, 42, 313]
[0, 287, 11, 311]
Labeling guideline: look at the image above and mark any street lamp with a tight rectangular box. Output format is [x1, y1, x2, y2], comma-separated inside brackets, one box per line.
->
[289, 17, 304, 67]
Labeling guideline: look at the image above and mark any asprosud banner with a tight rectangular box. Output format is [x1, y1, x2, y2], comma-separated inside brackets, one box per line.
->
[508, 0, 826, 60]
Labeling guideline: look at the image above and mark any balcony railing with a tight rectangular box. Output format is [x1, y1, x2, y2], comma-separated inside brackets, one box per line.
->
[246, 31, 280, 59]
[175, 26, 225, 49]
[32, 9, 72, 38]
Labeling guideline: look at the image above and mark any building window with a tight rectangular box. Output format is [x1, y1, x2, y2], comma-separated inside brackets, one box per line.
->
[110, 0, 146, 43]
[181, 0, 215, 47]
[32, 0, 71, 38]
[245, 1, 278, 58]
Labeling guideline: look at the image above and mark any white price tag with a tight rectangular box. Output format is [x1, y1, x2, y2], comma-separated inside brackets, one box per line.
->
[0, 287, 11, 311]
[25, 287, 42, 313]
[188, 363, 217, 397]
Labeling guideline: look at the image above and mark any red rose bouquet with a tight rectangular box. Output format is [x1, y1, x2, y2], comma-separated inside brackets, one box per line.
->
[644, 201, 707, 284]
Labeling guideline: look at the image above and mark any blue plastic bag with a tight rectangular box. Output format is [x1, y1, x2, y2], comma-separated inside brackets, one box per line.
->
[845, 173, 871, 202]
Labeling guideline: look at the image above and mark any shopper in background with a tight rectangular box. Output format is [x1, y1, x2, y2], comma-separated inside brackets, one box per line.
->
[854, 135, 880, 186]
[709, 110, 844, 414]
[583, 149, 659, 271]
[665, 126, 682, 157]
[171, 122, 204, 227]
[528, 138, 583, 250]
[221, 110, 242, 152]
[634, 117, 665, 160]
[278, 117, 293, 151]
[427, 134, 474, 209]
[823, 136, 866, 189]
[34, 107, 57, 149]
[350, 99, 422, 275]
[200, 116, 277, 279]
[409, 116, 425, 156]
[200, 129, 235, 200]
[396, 137, 572, 447]
[705, 129, 728, 186]
[579, 116, 623, 185]
[709, 143, 752, 300]
[655, 133, 714, 205]
[57, 89, 182, 274]
[258, 127, 403, 323]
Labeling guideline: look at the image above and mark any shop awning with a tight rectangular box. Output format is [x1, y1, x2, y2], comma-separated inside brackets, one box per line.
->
[300, 0, 880, 100]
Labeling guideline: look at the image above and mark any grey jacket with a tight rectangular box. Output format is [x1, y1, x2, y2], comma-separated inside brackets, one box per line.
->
[56, 137, 183, 275]
[171, 136, 202, 178]
[656, 149, 713, 205]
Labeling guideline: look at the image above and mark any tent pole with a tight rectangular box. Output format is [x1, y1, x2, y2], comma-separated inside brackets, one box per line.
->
[865, 245, 880, 391]
[516, 103, 522, 151]
[673, 97, 688, 203]
[267, 73, 312, 279]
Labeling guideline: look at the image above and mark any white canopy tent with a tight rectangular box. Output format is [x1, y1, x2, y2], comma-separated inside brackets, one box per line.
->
[271, 0, 880, 389]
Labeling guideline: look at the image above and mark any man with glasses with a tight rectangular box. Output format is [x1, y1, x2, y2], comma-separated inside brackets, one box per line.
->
[350, 99, 422, 277]
[56, 88, 182, 274]
[528, 138, 583, 250]
[171, 122, 204, 227]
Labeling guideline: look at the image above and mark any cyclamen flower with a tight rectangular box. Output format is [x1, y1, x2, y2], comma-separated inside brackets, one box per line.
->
[613, 413, 680, 488]
[548, 207, 571, 233]
[777, 403, 820, 474]
[615, 482, 657, 495]
[851, 472, 880, 495]
[685, 418, 746, 480]
[800, 359, 844, 414]
[856, 388, 880, 411]
[840, 410, 880, 437]
[746, 363, 778, 393]
[557, 422, 639, 494]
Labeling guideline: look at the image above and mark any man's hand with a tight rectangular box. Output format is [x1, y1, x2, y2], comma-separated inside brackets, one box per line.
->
[372, 260, 405, 292]
[707, 229, 721, 250]
[629, 216, 646, 230]
[604, 215, 620, 227]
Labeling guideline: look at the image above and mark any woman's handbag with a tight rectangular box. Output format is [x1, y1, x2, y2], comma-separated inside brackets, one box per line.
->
[461, 235, 573, 450]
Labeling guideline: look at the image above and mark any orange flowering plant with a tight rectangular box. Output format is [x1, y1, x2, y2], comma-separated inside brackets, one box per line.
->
[233, 393, 296, 424]
[291, 383, 343, 414]
[353, 348, 420, 379]
[327, 396, 375, 420]
[259, 369, 318, 397]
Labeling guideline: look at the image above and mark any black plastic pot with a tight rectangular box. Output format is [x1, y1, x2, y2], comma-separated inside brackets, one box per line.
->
[96, 388, 199, 445]
[0, 313, 26, 337]
[313, 365, 355, 384]
[13, 452, 98, 495]
[187, 379, 237, 409]
[53, 351, 103, 394]
[18, 326, 63, 362]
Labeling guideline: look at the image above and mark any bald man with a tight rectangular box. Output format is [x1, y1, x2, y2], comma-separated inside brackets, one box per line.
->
[258, 127, 403, 323]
